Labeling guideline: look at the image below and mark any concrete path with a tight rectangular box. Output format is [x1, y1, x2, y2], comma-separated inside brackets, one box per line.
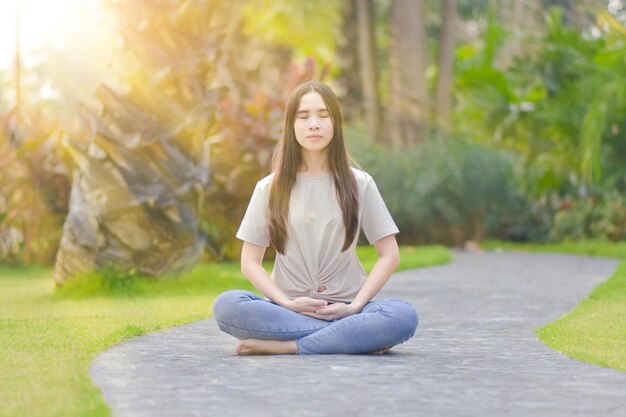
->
[91, 251, 626, 417]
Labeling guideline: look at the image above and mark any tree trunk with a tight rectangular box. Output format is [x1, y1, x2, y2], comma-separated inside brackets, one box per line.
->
[435, 0, 456, 136]
[355, 0, 382, 141]
[336, 0, 362, 122]
[388, 0, 429, 144]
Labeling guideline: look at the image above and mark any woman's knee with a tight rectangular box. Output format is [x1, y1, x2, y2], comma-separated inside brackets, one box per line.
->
[383, 300, 419, 340]
[212, 290, 257, 322]
[401, 301, 419, 337]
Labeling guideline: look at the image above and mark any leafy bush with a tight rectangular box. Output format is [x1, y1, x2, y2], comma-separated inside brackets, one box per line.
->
[347, 125, 521, 246]
[500, 193, 560, 243]
[550, 192, 626, 241]
[0, 119, 70, 266]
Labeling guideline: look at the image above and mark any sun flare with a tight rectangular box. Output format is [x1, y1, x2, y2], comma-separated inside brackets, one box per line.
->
[0, 0, 107, 69]
[0, 0, 118, 107]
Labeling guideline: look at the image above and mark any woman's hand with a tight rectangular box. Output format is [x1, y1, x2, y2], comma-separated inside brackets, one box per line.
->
[286, 297, 328, 313]
[301, 302, 359, 321]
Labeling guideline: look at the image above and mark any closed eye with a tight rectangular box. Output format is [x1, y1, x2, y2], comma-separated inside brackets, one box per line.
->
[296, 109, 329, 119]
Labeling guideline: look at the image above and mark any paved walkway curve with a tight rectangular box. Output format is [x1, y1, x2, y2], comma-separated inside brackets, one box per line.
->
[91, 251, 626, 417]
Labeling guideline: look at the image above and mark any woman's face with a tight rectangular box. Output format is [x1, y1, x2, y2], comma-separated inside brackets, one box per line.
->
[293, 91, 334, 154]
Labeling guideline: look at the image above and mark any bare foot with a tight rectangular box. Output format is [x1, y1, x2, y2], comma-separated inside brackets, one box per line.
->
[370, 347, 391, 355]
[235, 339, 298, 355]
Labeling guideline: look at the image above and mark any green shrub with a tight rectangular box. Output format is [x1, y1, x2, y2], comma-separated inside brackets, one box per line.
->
[347, 125, 521, 246]
[0, 135, 69, 266]
[550, 192, 626, 241]
[549, 197, 594, 241]
[503, 193, 560, 243]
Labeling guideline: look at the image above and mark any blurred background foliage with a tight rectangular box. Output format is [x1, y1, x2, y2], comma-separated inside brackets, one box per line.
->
[0, 0, 624, 274]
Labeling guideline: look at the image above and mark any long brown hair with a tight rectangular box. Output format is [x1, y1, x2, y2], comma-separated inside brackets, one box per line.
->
[269, 82, 359, 255]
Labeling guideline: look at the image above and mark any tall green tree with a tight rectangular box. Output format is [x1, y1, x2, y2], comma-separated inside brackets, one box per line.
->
[454, 6, 626, 195]
[336, 0, 363, 122]
[435, 0, 457, 135]
[388, 0, 429, 144]
[356, 0, 382, 140]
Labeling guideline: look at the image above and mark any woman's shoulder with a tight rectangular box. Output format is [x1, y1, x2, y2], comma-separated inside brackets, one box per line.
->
[252, 172, 275, 194]
[350, 167, 374, 186]
[258, 172, 275, 185]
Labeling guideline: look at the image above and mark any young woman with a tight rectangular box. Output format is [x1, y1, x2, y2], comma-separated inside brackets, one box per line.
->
[213, 81, 418, 355]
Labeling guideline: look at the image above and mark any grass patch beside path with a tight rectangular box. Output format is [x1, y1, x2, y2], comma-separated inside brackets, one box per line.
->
[0, 265, 253, 417]
[0, 245, 449, 417]
[482, 240, 626, 260]
[360, 244, 451, 273]
[484, 240, 626, 372]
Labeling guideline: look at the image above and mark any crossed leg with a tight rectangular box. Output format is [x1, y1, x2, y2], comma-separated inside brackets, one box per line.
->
[213, 290, 418, 355]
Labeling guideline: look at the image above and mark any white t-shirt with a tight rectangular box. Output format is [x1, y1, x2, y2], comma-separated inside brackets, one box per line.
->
[236, 167, 399, 302]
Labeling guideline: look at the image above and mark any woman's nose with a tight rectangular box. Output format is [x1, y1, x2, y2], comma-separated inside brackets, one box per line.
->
[308, 117, 320, 129]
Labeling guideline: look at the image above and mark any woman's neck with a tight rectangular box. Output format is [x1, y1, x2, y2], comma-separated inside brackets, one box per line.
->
[299, 151, 330, 175]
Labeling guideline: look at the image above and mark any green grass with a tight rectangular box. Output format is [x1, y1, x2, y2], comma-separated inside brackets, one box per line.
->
[0, 265, 253, 417]
[482, 239, 626, 260]
[360, 244, 452, 273]
[0, 245, 450, 417]
[484, 239, 626, 372]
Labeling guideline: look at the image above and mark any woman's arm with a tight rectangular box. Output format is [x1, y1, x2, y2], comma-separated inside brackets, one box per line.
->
[302, 234, 400, 321]
[241, 241, 327, 313]
[350, 234, 400, 309]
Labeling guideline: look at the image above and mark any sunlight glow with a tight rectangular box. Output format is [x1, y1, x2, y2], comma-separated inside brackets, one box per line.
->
[0, 0, 104, 69]
[0, 0, 118, 107]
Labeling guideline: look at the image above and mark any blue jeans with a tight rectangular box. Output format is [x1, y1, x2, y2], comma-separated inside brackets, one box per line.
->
[213, 290, 418, 355]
